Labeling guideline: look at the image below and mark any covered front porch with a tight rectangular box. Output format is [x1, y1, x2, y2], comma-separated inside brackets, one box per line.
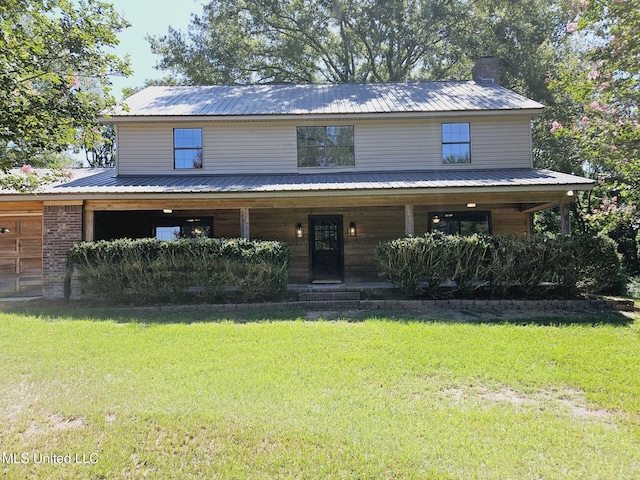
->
[0, 167, 594, 298]
[82, 190, 571, 285]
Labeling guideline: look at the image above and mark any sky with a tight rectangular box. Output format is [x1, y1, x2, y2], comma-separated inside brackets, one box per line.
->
[106, 0, 202, 98]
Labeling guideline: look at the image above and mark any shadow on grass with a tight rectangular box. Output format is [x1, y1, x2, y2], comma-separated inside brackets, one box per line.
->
[0, 299, 307, 324]
[348, 309, 635, 327]
[0, 299, 635, 327]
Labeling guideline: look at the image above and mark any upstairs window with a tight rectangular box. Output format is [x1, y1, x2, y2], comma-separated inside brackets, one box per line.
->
[174, 128, 203, 169]
[297, 126, 355, 167]
[442, 123, 471, 164]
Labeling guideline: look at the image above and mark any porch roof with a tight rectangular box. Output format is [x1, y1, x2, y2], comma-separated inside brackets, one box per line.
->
[42, 168, 593, 197]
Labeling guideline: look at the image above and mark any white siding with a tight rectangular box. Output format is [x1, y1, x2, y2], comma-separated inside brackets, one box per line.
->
[116, 115, 533, 175]
[206, 123, 294, 174]
[117, 124, 174, 175]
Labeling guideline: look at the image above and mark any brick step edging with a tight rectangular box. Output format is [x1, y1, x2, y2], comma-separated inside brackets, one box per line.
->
[162, 297, 633, 313]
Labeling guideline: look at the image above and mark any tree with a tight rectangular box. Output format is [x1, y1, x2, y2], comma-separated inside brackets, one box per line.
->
[0, 0, 130, 180]
[148, 0, 461, 84]
[548, 0, 640, 272]
[148, 0, 566, 89]
[78, 124, 116, 167]
[447, 0, 568, 101]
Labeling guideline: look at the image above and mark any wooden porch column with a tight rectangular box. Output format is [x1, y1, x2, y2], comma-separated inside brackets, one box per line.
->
[240, 208, 250, 239]
[404, 205, 415, 236]
[84, 206, 94, 241]
[560, 201, 571, 236]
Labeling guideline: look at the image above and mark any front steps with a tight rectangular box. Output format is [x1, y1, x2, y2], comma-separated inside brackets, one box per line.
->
[296, 288, 361, 309]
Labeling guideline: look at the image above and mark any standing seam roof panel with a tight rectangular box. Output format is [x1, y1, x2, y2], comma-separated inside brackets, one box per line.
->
[111, 82, 545, 118]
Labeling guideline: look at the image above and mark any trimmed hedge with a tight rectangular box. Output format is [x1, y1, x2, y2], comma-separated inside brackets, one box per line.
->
[65, 237, 291, 304]
[375, 233, 622, 298]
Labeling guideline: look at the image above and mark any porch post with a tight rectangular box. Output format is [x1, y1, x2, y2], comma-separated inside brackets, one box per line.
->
[404, 205, 415, 236]
[240, 207, 250, 239]
[560, 201, 571, 236]
[84, 205, 94, 241]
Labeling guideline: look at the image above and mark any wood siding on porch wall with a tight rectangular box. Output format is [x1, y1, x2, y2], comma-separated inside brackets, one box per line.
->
[79, 200, 532, 293]
[248, 206, 406, 283]
[227, 205, 529, 283]
[85, 203, 531, 286]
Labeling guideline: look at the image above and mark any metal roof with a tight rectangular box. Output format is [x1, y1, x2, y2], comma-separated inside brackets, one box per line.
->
[108, 82, 544, 118]
[36, 168, 592, 196]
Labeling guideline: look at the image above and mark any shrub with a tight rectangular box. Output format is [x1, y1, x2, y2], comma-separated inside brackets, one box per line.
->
[446, 234, 492, 294]
[65, 237, 291, 304]
[375, 233, 622, 298]
[374, 234, 449, 297]
[488, 235, 554, 296]
[548, 234, 622, 295]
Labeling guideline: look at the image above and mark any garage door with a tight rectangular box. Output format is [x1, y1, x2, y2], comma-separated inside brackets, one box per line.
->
[0, 214, 43, 297]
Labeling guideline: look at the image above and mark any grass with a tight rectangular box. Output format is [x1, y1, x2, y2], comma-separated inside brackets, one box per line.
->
[0, 302, 639, 479]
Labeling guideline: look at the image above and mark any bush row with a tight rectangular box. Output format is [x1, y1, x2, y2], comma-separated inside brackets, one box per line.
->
[65, 237, 291, 304]
[374, 233, 622, 298]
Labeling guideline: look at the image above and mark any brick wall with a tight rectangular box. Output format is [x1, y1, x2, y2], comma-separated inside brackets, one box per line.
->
[472, 55, 500, 85]
[43, 204, 83, 298]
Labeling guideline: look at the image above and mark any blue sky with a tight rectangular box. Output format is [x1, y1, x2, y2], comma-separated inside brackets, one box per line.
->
[106, 0, 201, 97]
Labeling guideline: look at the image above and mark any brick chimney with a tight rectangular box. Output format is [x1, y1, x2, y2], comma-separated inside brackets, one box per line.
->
[472, 56, 500, 85]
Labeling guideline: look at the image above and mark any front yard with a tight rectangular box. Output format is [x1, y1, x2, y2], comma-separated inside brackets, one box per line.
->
[0, 303, 639, 479]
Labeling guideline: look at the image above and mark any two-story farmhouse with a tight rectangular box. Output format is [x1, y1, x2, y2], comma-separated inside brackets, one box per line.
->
[0, 58, 594, 298]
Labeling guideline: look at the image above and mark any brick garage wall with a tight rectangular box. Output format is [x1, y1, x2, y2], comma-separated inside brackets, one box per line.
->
[43, 204, 82, 298]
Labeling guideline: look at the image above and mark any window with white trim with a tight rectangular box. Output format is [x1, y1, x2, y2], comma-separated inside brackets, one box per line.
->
[174, 128, 203, 169]
[442, 123, 471, 164]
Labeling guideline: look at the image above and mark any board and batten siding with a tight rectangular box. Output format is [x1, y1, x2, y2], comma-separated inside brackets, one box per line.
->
[116, 115, 533, 175]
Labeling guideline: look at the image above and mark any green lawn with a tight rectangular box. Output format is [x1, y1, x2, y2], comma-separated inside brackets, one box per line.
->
[0, 304, 639, 479]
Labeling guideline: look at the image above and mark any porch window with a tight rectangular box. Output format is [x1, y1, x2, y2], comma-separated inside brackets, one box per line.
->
[154, 217, 213, 241]
[297, 126, 355, 167]
[429, 211, 490, 235]
[156, 226, 181, 241]
[174, 128, 203, 169]
[442, 123, 471, 164]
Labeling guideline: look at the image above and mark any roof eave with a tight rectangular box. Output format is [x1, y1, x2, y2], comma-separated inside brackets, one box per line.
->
[1, 181, 593, 203]
[99, 108, 544, 124]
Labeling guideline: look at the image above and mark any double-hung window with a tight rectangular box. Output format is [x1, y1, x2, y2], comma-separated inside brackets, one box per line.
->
[174, 128, 203, 169]
[442, 123, 471, 164]
[297, 126, 355, 167]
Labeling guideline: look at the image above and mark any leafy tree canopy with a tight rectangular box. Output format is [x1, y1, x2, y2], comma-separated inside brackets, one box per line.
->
[148, 0, 565, 101]
[0, 0, 131, 177]
[550, 0, 639, 188]
[544, 0, 640, 271]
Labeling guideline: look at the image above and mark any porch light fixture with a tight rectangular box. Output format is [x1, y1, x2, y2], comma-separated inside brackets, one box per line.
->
[0, 227, 9, 233]
[296, 223, 303, 238]
[567, 190, 574, 197]
[163, 209, 173, 214]
[431, 215, 441, 224]
[349, 222, 357, 237]
[466, 203, 477, 208]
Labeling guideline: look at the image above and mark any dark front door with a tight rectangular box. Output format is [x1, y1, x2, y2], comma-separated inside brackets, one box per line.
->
[310, 216, 344, 282]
